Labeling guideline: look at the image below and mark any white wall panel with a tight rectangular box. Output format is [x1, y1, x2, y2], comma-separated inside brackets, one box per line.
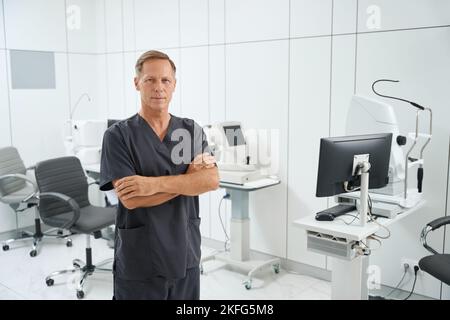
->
[123, 52, 138, 117]
[358, 0, 450, 33]
[0, 49, 10, 147]
[179, 47, 209, 125]
[105, 0, 123, 53]
[225, 0, 289, 43]
[329, 35, 356, 136]
[68, 54, 107, 120]
[287, 37, 330, 268]
[209, 0, 224, 45]
[356, 28, 450, 299]
[105, 53, 125, 119]
[123, 0, 135, 52]
[4, 0, 66, 52]
[332, 0, 357, 34]
[67, 0, 105, 53]
[134, 0, 179, 51]
[209, 45, 225, 123]
[8, 52, 69, 167]
[180, 0, 208, 47]
[226, 41, 288, 257]
[290, 0, 332, 38]
[0, 1, 5, 48]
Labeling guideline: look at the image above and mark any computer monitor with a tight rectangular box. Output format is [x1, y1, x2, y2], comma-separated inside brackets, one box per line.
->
[216, 121, 248, 165]
[107, 119, 120, 128]
[222, 123, 246, 147]
[316, 133, 392, 198]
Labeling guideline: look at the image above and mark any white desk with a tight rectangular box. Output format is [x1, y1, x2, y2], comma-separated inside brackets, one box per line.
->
[83, 163, 100, 174]
[201, 178, 281, 290]
[294, 200, 425, 300]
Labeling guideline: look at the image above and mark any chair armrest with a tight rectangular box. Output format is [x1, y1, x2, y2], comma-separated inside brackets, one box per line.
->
[38, 192, 81, 230]
[0, 173, 38, 200]
[427, 216, 450, 231]
[421, 216, 450, 255]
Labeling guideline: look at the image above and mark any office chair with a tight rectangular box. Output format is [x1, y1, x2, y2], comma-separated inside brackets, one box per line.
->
[0, 146, 72, 257]
[419, 216, 450, 286]
[34, 156, 116, 299]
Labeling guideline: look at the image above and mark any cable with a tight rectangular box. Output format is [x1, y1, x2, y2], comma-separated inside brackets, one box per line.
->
[403, 266, 420, 300]
[385, 264, 409, 298]
[372, 79, 425, 110]
[218, 194, 231, 251]
[367, 194, 391, 239]
[336, 213, 359, 225]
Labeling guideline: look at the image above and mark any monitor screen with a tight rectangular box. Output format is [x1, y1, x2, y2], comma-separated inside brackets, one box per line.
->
[107, 119, 120, 128]
[316, 133, 392, 197]
[223, 125, 245, 147]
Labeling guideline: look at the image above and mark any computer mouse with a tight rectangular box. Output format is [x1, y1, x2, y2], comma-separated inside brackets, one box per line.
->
[315, 212, 335, 221]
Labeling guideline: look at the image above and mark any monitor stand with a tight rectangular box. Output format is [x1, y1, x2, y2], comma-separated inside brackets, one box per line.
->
[353, 154, 370, 227]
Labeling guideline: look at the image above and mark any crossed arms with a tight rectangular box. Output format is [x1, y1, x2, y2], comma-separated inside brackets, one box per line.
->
[113, 153, 219, 210]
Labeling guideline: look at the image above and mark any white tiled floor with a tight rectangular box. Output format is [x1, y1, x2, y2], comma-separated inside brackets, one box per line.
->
[0, 233, 331, 300]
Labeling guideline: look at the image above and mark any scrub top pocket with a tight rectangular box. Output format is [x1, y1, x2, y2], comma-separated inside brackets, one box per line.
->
[115, 225, 154, 281]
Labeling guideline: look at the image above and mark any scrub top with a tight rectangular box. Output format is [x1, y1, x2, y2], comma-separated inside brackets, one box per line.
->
[99, 113, 210, 281]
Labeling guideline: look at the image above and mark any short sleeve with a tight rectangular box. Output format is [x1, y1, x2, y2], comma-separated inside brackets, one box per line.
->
[193, 121, 212, 159]
[99, 127, 136, 191]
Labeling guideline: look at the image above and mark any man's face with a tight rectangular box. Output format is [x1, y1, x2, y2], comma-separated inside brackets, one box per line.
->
[135, 59, 176, 113]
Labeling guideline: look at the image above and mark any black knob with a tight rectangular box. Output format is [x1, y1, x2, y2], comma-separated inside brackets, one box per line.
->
[396, 135, 407, 146]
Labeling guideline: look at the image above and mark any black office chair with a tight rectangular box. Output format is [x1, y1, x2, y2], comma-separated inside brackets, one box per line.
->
[34, 156, 116, 299]
[0, 146, 72, 257]
[419, 216, 450, 286]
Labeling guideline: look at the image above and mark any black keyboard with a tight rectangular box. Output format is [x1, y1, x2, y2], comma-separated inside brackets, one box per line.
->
[316, 204, 357, 218]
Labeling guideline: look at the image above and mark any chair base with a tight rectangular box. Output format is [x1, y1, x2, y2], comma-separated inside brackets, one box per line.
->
[2, 219, 72, 257]
[45, 246, 113, 299]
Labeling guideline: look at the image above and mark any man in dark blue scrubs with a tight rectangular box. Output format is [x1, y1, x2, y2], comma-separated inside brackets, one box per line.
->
[99, 50, 219, 300]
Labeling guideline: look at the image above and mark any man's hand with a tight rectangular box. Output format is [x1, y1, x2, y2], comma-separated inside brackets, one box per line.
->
[114, 175, 159, 200]
[187, 153, 216, 174]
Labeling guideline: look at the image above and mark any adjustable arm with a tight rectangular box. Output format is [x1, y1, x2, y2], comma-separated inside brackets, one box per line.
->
[420, 216, 450, 255]
[38, 192, 81, 230]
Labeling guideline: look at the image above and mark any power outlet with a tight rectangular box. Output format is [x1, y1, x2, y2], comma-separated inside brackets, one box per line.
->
[401, 258, 421, 274]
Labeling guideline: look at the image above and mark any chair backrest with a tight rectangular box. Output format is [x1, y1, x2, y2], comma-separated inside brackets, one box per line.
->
[0, 146, 27, 197]
[35, 156, 90, 218]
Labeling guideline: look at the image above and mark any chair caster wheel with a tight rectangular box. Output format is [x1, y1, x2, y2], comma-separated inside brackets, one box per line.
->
[66, 240, 72, 247]
[273, 264, 280, 274]
[200, 265, 204, 275]
[2, 245, 9, 251]
[76, 290, 84, 299]
[46, 279, 54, 286]
[30, 250, 37, 257]
[244, 281, 252, 290]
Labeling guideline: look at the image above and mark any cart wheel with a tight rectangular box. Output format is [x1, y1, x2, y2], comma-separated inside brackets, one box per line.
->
[77, 290, 84, 299]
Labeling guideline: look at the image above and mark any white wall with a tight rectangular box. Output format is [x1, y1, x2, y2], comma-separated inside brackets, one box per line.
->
[1, 0, 449, 299]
